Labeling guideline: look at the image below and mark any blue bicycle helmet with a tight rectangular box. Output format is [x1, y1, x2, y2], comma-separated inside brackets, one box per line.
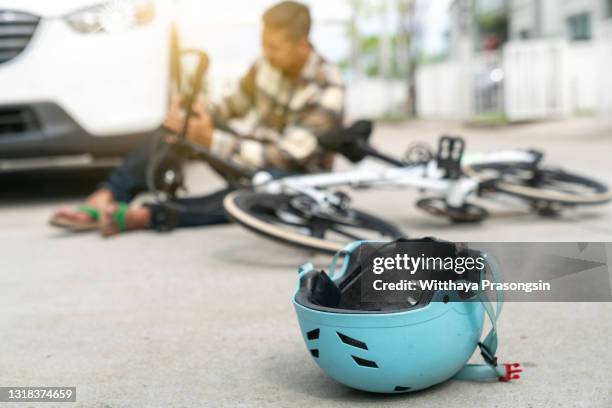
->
[293, 238, 521, 393]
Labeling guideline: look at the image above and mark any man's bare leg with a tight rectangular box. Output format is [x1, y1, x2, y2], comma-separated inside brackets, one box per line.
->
[99, 204, 151, 236]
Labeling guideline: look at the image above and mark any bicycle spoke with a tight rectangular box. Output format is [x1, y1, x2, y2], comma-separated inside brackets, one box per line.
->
[258, 212, 309, 228]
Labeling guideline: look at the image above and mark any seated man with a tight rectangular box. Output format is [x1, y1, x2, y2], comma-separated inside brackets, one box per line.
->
[50, 0, 345, 236]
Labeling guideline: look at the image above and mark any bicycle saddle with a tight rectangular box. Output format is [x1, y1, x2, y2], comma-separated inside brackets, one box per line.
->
[318, 120, 373, 163]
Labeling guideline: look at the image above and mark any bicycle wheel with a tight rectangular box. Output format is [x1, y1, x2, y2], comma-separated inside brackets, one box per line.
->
[224, 191, 405, 254]
[464, 162, 612, 206]
[416, 197, 489, 222]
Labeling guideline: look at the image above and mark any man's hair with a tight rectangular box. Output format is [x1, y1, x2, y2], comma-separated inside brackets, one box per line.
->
[263, 1, 311, 41]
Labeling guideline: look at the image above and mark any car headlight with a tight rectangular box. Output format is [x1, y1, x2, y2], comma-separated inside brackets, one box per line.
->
[65, 0, 155, 34]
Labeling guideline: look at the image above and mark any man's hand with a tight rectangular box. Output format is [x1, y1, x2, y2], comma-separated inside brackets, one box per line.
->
[163, 96, 214, 148]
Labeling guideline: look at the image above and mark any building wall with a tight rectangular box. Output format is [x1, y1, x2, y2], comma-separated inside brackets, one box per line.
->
[508, 0, 612, 116]
[596, 22, 612, 115]
[510, 0, 539, 39]
[418, 0, 612, 119]
[510, 0, 612, 40]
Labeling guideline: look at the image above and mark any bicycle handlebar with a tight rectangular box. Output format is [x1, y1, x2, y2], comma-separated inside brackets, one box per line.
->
[357, 143, 408, 167]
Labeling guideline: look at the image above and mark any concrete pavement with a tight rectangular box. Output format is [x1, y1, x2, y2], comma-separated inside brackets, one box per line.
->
[1, 118, 611, 407]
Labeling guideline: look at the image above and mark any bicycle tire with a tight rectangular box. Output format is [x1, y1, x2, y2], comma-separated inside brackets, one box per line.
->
[224, 191, 405, 254]
[464, 162, 611, 206]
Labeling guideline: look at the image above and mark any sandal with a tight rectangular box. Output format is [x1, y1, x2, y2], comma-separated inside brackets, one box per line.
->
[49, 205, 100, 232]
[112, 202, 130, 233]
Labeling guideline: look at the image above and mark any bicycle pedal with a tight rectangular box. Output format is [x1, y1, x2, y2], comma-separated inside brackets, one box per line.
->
[437, 135, 465, 179]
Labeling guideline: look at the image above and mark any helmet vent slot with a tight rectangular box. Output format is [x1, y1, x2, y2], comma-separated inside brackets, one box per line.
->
[310, 349, 319, 358]
[306, 329, 320, 340]
[352, 356, 378, 368]
[337, 332, 368, 350]
[394, 386, 411, 392]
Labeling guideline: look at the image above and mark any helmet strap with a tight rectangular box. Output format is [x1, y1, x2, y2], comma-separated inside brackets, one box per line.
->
[453, 255, 521, 382]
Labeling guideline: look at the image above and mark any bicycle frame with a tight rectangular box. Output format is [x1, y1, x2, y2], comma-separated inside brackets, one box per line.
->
[252, 149, 539, 212]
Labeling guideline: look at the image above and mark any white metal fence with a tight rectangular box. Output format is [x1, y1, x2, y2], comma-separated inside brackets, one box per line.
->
[503, 40, 568, 120]
[416, 37, 612, 120]
[415, 61, 467, 118]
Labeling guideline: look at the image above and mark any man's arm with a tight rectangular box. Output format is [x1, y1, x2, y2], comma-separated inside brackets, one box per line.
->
[162, 62, 259, 150]
[266, 83, 345, 168]
[163, 96, 214, 147]
[212, 82, 344, 170]
[209, 62, 257, 126]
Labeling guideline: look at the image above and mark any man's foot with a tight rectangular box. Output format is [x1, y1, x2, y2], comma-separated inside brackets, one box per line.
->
[99, 203, 151, 237]
[49, 189, 115, 231]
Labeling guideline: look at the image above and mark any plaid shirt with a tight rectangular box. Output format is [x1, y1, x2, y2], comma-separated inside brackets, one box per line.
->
[209, 50, 345, 172]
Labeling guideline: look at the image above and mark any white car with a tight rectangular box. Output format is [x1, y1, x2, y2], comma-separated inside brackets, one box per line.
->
[0, 0, 172, 170]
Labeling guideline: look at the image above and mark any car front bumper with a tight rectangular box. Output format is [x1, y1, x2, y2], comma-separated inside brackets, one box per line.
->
[0, 102, 157, 161]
